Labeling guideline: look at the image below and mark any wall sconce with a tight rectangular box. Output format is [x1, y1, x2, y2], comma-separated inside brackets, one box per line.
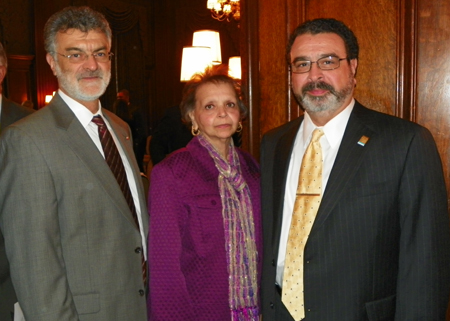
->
[180, 46, 212, 82]
[228, 56, 241, 79]
[207, 0, 240, 22]
[193, 30, 221, 65]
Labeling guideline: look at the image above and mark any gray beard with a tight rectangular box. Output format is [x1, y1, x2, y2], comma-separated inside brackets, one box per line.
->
[55, 64, 110, 102]
[295, 77, 354, 115]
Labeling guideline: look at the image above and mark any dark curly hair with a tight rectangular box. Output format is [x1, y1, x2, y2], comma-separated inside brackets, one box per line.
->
[180, 65, 247, 126]
[286, 18, 359, 65]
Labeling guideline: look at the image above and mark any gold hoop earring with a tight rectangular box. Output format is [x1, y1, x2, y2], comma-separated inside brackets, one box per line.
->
[191, 126, 200, 136]
[235, 122, 243, 133]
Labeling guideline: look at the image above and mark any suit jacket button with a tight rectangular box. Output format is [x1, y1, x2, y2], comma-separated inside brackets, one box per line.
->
[135, 247, 142, 253]
[139, 289, 145, 296]
[270, 302, 274, 309]
[271, 259, 275, 266]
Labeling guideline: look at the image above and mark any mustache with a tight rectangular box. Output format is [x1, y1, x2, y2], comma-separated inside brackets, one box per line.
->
[301, 81, 338, 97]
[77, 71, 103, 79]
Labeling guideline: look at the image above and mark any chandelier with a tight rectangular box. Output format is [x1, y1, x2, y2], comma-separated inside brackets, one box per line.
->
[207, 0, 240, 22]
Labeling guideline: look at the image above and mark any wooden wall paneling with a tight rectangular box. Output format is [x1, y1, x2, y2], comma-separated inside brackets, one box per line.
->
[258, 0, 291, 138]
[286, 0, 305, 121]
[416, 0, 450, 215]
[239, 0, 260, 157]
[396, 0, 418, 121]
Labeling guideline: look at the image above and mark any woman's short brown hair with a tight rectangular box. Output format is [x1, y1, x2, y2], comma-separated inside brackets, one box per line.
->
[180, 65, 247, 126]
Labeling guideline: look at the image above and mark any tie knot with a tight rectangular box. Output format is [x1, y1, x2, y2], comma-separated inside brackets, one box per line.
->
[92, 115, 106, 127]
[311, 128, 324, 143]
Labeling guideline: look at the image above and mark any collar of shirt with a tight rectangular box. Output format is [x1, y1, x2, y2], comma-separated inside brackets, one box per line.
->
[302, 98, 355, 148]
[58, 89, 104, 129]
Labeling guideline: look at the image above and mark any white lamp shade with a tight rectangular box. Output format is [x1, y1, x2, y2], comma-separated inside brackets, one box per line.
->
[180, 46, 213, 82]
[228, 56, 241, 79]
[193, 30, 222, 65]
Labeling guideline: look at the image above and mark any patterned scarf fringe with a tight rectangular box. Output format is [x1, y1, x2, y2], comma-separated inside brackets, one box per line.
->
[231, 306, 259, 321]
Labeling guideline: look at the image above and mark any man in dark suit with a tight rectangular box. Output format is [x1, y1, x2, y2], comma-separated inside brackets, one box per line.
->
[260, 18, 450, 320]
[0, 41, 34, 321]
[0, 7, 148, 320]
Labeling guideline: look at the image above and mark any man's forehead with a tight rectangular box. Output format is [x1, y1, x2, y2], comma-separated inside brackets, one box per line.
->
[294, 33, 344, 46]
[55, 28, 111, 48]
[291, 33, 346, 56]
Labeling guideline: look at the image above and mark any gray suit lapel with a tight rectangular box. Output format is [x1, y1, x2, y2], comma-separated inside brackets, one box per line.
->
[311, 103, 376, 234]
[50, 96, 139, 229]
[103, 111, 148, 224]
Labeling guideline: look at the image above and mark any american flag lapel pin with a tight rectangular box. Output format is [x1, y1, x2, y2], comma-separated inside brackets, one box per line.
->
[357, 135, 369, 146]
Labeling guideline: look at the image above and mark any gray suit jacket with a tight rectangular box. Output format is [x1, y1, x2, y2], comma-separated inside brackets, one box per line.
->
[260, 101, 450, 321]
[0, 94, 148, 321]
[0, 96, 33, 321]
[0, 97, 34, 133]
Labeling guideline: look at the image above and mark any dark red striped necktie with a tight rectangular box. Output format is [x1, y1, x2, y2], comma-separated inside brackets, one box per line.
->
[92, 115, 147, 285]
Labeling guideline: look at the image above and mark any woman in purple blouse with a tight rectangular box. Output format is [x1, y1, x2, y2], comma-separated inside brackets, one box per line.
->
[147, 66, 262, 321]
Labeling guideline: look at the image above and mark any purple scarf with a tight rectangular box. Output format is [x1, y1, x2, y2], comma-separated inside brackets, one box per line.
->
[198, 134, 259, 320]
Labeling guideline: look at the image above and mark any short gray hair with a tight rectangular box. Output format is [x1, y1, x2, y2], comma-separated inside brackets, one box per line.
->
[44, 6, 112, 55]
[0, 42, 7, 69]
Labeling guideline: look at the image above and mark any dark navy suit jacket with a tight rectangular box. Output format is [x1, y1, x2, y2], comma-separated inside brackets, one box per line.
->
[260, 100, 450, 321]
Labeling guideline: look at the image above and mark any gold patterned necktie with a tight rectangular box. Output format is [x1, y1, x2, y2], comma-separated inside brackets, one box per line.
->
[282, 128, 324, 320]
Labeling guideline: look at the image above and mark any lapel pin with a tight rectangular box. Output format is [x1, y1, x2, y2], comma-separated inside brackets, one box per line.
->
[357, 135, 369, 146]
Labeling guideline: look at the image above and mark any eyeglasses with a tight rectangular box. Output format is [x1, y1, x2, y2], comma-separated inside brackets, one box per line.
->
[55, 52, 114, 64]
[291, 56, 348, 74]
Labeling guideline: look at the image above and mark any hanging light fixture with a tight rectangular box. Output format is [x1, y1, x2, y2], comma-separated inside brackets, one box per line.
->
[193, 30, 222, 65]
[180, 46, 213, 82]
[206, 0, 240, 22]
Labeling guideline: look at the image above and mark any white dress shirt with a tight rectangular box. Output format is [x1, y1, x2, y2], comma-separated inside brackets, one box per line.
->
[58, 90, 147, 259]
[276, 99, 355, 286]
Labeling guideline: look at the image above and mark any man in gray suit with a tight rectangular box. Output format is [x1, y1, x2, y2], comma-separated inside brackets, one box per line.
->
[0, 41, 34, 321]
[260, 18, 450, 320]
[0, 6, 148, 321]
